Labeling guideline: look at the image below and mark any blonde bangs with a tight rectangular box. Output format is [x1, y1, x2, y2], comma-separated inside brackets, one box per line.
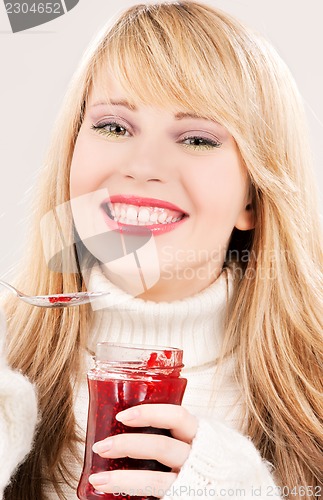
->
[89, 2, 250, 127]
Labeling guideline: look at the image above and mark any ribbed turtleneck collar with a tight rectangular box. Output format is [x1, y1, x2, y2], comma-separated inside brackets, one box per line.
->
[87, 265, 232, 369]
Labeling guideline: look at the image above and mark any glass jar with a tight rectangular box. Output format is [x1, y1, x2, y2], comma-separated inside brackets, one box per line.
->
[77, 342, 187, 500]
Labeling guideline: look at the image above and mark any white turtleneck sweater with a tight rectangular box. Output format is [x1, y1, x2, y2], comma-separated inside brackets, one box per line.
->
[0, 308, 38, 499]
[43, 265, 280, 499]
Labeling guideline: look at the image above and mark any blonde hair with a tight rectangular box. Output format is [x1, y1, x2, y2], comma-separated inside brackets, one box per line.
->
[4, 2, 322, 498]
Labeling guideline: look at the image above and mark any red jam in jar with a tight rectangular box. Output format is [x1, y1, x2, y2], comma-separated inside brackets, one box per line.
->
[77, 343, 187, 500]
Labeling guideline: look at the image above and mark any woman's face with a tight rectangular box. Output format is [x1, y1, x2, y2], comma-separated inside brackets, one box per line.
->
[70, 74, 253, 301]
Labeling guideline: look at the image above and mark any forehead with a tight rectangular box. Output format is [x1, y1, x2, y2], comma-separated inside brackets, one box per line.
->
[89, 71, 131, 102]
[88, 58, 229, 122]
[87, 71, 221, 123]
[88, 71, 174, 114]
[88, 74, 140, 113]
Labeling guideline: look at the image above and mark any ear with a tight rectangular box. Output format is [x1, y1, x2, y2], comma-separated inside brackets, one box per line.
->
[234, 202, 255, 231]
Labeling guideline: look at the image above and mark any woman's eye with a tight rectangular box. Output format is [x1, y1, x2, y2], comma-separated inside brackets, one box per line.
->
[91, 122, 222, 150]
[91, 121, 129, 138]
[181, 136, 222, 150]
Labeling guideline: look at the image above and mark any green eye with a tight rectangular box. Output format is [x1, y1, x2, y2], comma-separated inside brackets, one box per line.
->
[91, 122, 128, 138]
[182, 136, 222, 150]
[91, 122, 222, 150]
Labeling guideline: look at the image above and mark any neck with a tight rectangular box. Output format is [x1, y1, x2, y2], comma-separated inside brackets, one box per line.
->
[101, 263, 222, 302]
[88, 264, 233, 368]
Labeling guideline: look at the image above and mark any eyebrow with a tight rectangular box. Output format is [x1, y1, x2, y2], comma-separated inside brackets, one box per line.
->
[90, 99, 211, 121]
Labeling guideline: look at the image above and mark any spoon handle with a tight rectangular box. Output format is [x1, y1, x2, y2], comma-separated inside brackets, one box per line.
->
[0, 280, 21, 297]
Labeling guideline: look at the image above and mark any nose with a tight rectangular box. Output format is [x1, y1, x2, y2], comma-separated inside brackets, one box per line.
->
[120, 141, 168, 184]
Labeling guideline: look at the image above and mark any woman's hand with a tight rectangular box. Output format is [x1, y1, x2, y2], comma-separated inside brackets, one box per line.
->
[89, 404, 198, 498]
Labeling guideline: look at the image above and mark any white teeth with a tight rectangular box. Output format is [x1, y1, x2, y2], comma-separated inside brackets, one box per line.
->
[149, 212, 159, 223]
[126, 207, 138, 221]
[158, 212, 168, 223]
[138, 208, 150, 222]
[115, 205, 121, 217]
[106, 202, 185, 226]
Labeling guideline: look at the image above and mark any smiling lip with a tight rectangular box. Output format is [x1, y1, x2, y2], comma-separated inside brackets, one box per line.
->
[109, 195, 187, 212]
[100, 194, 189, 235]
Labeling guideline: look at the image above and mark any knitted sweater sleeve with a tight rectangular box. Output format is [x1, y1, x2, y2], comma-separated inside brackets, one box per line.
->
[0, 310, 38, 498]
[162, 418, 282, 499]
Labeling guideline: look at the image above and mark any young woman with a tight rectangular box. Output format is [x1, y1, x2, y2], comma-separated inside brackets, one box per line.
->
[2, 1, 322, 498]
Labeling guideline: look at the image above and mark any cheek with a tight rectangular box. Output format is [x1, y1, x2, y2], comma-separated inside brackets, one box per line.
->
[70, 135, 92, 198]
[188, 156, 247, 218]
[69, 131, 110, 198]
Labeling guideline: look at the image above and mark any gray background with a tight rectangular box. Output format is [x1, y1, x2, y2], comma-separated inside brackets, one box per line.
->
[0, 0, 322, 280]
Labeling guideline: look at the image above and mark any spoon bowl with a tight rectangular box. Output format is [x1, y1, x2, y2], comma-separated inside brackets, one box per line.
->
[0, 280, 109, 308]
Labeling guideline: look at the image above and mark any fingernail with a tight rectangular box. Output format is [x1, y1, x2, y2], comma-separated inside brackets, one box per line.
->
[92, 438, 113, 453]
[116, 407, 140, 422]
[89, 472, 109, 486]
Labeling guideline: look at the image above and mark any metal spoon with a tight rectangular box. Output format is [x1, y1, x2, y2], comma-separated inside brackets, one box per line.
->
[0, 280, 110, 308]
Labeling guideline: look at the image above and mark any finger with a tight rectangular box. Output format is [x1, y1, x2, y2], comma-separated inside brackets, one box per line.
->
[116, 404, 198, 443]
[93, 432, 190, 470]
[89, 469, 176, 498]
